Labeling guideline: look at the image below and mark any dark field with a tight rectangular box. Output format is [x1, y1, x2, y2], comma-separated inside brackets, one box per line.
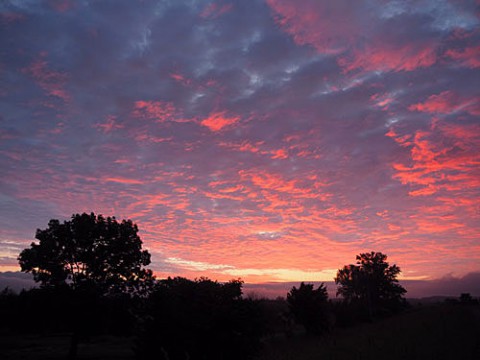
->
[257, 303, 480, 360]
[1, 303, 479, 360]
[0, 334, 134, 360]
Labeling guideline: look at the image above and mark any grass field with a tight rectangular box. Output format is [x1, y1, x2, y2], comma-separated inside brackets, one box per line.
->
[1, 303, 479, 359]
[257, 304, 480, 360]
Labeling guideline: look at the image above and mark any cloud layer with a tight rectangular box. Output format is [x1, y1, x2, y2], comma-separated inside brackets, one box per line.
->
[0, 0, 479, 284]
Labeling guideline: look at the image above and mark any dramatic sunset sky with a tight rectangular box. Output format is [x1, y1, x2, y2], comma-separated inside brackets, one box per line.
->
[1, 0, 479, 288]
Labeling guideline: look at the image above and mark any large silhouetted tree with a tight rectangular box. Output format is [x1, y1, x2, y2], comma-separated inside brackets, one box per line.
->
[335, 251, 406, 318]
[287, 282, 331, 335]
[18, 212, 153, 295]
[18, 212, 154, 358]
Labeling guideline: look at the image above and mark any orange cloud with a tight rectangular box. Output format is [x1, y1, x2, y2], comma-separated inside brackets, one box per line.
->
[200, 111, 240, 132]
[239, 169, 297, 193]
[271, 148, 288, 159]
[386, 129, 413, 147]
[388, 121, 480, 197]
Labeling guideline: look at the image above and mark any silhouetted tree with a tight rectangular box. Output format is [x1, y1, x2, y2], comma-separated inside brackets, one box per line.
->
[135, 277, 265, 360]
[459, 293, 478, 305]
[18, 212, 154, 359]
[18, 212, 153, 295]
[286, 282, 331, 335]
[335, 251, 406, 318]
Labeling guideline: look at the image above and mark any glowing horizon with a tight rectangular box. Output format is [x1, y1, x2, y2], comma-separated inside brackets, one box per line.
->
[0, 0, 479, 285]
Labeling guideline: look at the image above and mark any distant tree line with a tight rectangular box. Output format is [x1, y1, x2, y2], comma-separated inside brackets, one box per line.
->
[0, 212, 420, 359]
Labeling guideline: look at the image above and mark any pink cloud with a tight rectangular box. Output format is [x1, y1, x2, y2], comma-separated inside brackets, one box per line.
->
[235, 141, 264, 153]
[200, 3, 233, 19]
[371, 93, 396, 111]
[266, 0, 360, 55]
[239, 169, 297, 193]
[237, 169, 332, 211]
[445, 46, 480, 68]
[409, 91, 480, 115]
[48, 0, 75, 12]
[133, 100, 176, 122]
[218, 140, 290, 160]
[386, 129, 413, 147]
[339, 44, 437, 73]
[95, 115, 124, 133]
[3, 0, 479, 285]
[271, 148, 288, 159]
[388, 122, 480, 197]
[0, 150, 23, 161]
[200, 111, 240, 132]
[134, 133, 173, 144]
[22, 54, 70, 102]
[105, 177, 144, 185]
[170, 72, 192, 87]
[0, 12, 26, 24]
[267, 0, 439, 73]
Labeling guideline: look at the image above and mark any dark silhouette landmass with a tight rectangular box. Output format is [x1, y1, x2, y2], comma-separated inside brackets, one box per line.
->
[1, 214, 479, 359]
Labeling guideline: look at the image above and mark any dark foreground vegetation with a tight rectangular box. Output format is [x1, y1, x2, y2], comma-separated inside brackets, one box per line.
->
[1, 213, 478, 359]
[257, 300, 480, 360]
[1, 291, 479, 360]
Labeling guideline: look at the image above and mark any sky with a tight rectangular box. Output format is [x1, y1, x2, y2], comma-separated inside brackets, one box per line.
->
[0, 0, 479, 288]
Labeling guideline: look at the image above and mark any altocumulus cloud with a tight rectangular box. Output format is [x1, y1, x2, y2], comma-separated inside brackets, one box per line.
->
[0, 0, 479, 284]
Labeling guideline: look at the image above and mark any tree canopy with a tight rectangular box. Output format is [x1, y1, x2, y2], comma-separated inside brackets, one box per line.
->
[18, 212, 153, 295]
[335, 251, 406, 316]
[287, 282, 331, 335]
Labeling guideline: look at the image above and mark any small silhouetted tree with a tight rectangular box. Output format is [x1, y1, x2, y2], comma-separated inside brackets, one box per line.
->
[286, 282, 330, 335]
[459, 293, 478, 305]
[335, 251, 406, 318]
[18, 212, 154, 359]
